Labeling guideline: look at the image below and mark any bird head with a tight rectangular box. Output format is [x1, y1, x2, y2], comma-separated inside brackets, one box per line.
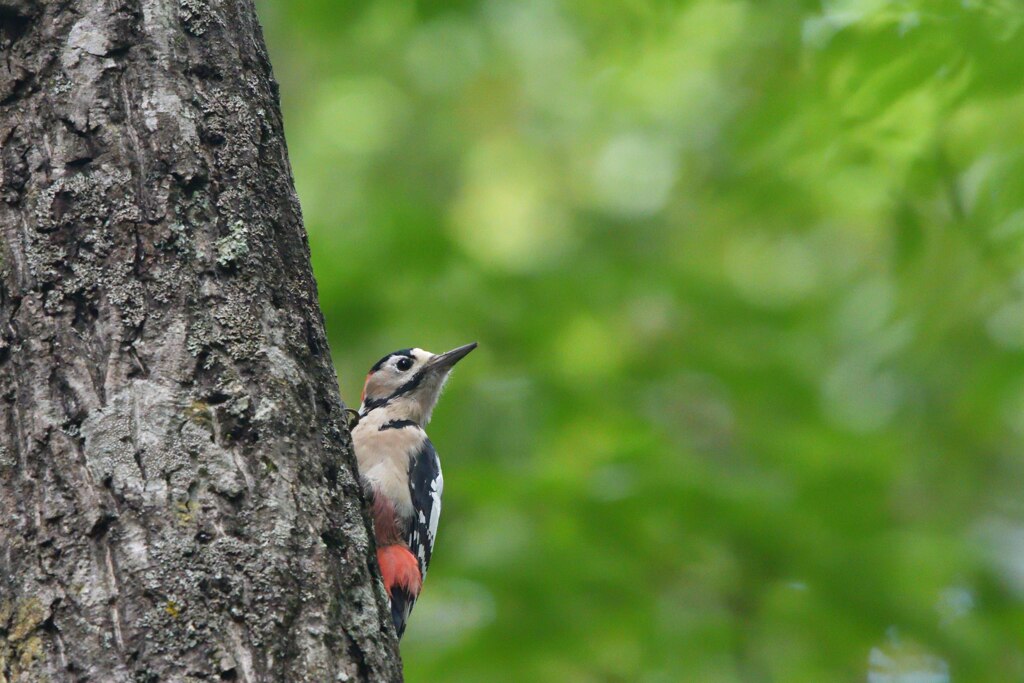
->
[359, 342, 477, 424]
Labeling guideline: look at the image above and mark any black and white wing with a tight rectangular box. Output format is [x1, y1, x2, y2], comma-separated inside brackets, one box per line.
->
[408, 437, 443, 577]
[390, 437, 443, 638]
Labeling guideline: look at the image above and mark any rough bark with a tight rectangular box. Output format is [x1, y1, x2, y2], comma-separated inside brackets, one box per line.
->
[0, 1, 402, 681]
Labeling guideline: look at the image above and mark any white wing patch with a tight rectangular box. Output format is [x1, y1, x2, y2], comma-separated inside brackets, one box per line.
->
[428, 469, 443, 546]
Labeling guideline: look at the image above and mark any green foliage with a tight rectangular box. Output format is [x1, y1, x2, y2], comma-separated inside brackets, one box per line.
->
[261, 1, 1024, 679]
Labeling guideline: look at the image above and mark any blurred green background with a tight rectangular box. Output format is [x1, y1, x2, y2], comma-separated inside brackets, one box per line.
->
[257, 1, 1024, 680]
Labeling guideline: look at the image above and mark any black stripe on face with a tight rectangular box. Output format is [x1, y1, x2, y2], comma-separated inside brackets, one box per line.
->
[360, 369, 426, 415]
[360, 397, 387, 414]
[379, 419, 419, 431]
[390, 369, 426, 399]
[370, 348, 415, 373]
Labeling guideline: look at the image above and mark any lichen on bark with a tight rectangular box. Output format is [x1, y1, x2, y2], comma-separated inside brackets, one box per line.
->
[0, 0, 402, 680]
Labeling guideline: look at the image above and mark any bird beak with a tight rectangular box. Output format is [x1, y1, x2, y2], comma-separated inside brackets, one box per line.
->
[428, 342, 477, 372]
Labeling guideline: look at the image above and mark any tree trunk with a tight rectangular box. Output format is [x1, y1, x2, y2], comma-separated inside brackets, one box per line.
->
[0, 1, 402, 681]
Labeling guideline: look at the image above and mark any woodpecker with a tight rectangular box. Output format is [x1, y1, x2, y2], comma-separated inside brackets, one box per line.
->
[351, 342, 477, 639]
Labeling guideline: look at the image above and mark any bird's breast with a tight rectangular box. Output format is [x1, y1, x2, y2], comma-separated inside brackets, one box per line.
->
[352, 415, 426, 518]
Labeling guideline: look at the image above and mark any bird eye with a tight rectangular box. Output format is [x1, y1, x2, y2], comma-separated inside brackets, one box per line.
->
[396, 357, 413, 372]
